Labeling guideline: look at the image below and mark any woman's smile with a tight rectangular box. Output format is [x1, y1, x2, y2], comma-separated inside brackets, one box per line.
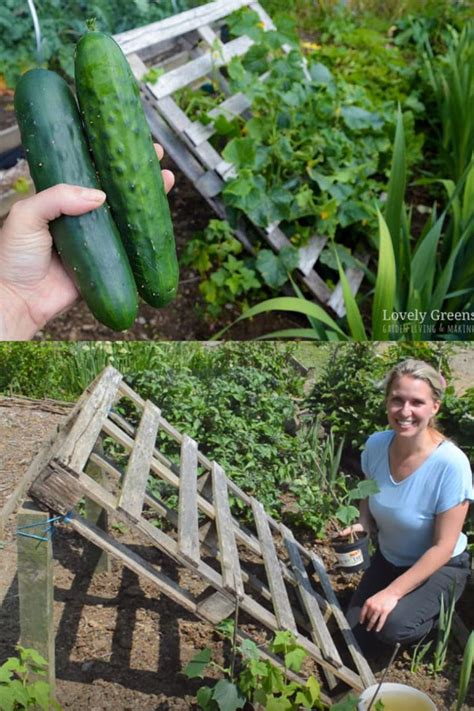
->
[386, 375, 440, 437]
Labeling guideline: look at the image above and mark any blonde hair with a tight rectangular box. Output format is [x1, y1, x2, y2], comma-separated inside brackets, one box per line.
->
[383, 359, 446, 435]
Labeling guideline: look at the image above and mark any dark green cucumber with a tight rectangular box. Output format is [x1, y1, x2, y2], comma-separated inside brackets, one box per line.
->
[14, 68, 138, 331]
[75, 31, 179, 308]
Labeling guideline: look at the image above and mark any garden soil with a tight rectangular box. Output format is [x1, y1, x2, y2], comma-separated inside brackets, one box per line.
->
[0, 389, 473, 710]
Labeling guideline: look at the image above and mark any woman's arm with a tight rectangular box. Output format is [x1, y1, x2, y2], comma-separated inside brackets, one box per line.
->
[385, 500, 470, 597]
[361, 500, 470, 632]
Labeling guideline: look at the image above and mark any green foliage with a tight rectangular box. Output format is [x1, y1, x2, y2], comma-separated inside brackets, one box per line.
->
[182, 220, 300, 316]
[305, 341, 472, 458]
[456, 631, 474, 711]
[123, 343, 313, 519]
[335, 479, 379, 527]
[184, 630, 323, 711]
[0, 0, 192, 88]
[410, 585, 457, 675]
[0, 343, 72, 400]
[217, 7, 413, 257]
[181, 220, 263, 318]
[0, 646, 61, 710]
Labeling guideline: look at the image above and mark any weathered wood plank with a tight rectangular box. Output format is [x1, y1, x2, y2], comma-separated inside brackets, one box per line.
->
[0, 367, 106, 533]
[327, 253, 369, 318]
[197, 590, 236, 623]
[251, 498, 297, 633]
[128, 51, 148, 80]
[53, 462, 363, 690]
[114, 0, 253, 55]
[29, 459, 82, 513]
[195, 170, 225, 198]
[212, 463, 244, 598]
[118, 400, 161, 518]
[149, 35, 253, 99]
[56, 366, 122, 473]
[84, 440, 111, 574]
[184, 91, 251, 146]
[310, 551, 375, 687]
[281, 524, 342, 667]
[17, 502, 55, 691]
[155, 95, 233, 175]
[178, 435, 200, 564]
[266, 225, 327, 279]
[108, 409, 174, 473]
[142, 92, 208, 183]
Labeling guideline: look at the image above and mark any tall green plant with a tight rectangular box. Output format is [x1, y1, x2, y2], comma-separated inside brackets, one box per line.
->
[424, 21, 474, 184]
[456, 631, 474, 711]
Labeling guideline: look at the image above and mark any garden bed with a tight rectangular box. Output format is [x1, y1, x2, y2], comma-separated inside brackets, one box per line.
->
[1, 341, 473, 709]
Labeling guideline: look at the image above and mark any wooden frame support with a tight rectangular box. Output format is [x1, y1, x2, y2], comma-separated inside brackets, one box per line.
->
[8, 367, 378, 700]
[84, 440, 112, 575]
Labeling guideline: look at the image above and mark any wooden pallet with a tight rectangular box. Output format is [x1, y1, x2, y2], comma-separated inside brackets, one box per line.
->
[112, 0, 367, 317]
[20, 366, 374, 702]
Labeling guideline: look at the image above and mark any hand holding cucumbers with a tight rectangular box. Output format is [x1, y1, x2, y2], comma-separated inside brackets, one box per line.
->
[0, 144, 175, 339]
[13, 25, 179, 332]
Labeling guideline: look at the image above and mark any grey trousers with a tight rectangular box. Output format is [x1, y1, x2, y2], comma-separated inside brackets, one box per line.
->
[345, 547, 470, 656]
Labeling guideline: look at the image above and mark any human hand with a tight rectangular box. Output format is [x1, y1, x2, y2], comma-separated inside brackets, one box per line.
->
[360, 588, 400, 632]
[0, 144, 174, 340]
[334, 522, 366, 539]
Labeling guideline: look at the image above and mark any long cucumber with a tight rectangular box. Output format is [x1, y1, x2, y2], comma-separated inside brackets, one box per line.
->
[14, 68, 139, 331]
[75, 30, 179, 308]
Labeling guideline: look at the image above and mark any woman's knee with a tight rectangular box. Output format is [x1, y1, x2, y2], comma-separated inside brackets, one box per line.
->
[376, 611, 433, 646]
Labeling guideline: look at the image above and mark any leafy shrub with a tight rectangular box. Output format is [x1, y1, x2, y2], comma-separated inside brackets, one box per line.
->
[123, 343, 314, 518]
[0, 343, 71, 400]
[305, 342, 472, 462]
[0, 0, 193, 87]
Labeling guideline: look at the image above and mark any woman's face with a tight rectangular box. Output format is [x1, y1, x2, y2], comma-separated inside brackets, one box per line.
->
[386, 375, 440, 438]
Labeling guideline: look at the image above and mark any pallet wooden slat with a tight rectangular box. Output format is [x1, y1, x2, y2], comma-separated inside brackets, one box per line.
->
[178, 435, 201, 564]
[310, 551, 375, 687]
[114, 0, 253, 55]
[184, 92, 251, 146]
[56, 367, 122, 473]
[149, 35, 253, 99]
[118, 400, 161, 518]
[22, 369, 376, 696]
[281, 524, 342, 668]
[212, 462, 244, 598]
[251, 498, 297, 634]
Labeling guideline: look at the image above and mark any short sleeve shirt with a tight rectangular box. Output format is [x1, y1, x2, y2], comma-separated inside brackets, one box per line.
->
[361, 430, 474, 566]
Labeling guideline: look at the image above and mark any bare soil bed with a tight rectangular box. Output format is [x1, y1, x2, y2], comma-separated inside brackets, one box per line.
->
[0, 398, 473, 710]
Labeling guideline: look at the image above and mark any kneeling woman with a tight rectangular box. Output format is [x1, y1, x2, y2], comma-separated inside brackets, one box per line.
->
[340, 359, 473, 655]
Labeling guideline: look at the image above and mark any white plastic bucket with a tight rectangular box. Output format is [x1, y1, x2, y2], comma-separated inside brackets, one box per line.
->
[358, 682, 437, 710]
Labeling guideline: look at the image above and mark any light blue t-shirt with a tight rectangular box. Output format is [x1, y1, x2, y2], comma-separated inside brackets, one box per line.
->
[361, 430, 474, 567]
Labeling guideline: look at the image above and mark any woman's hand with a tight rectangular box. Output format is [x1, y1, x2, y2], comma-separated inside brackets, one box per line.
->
[334, 522, 366, 538]
[0, 144, 174, 340]
[360, 588, 400, 632]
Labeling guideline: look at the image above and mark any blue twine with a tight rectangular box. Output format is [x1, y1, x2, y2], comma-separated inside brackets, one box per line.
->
[16, 511, 73, 542]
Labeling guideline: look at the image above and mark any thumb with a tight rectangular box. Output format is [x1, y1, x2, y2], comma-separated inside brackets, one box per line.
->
[6, 185, 107, 236]
[22, 184, 107, 224]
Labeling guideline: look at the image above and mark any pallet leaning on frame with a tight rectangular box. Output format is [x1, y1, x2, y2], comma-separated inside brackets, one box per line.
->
[112, 0, 367, 317]
[4, 365, 378, 703]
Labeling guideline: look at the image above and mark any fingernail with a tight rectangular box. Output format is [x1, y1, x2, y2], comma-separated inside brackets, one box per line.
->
[80, 188, 106, 202]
